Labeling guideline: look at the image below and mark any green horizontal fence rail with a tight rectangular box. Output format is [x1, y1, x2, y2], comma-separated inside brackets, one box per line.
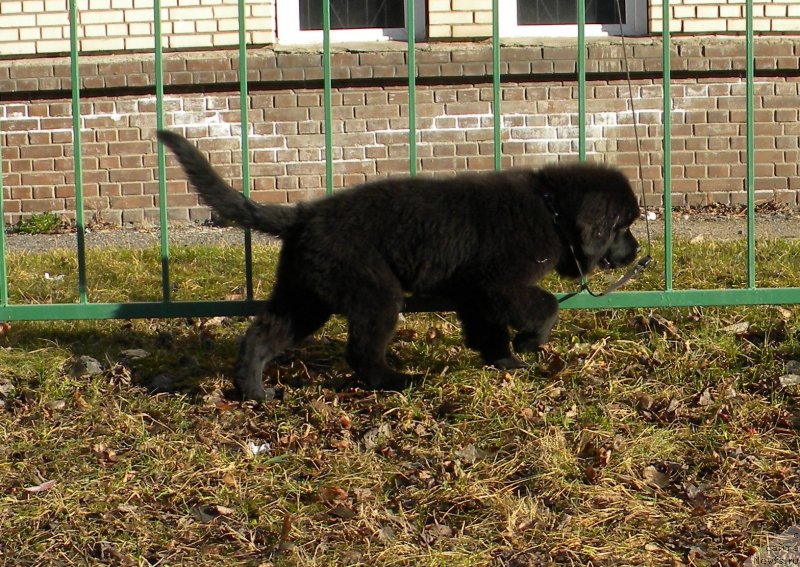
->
[0, 0, 798, 322]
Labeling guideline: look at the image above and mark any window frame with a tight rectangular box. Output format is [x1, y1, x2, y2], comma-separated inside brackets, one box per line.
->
[276, 0, 426, 44]
[499, 0, 648, 38]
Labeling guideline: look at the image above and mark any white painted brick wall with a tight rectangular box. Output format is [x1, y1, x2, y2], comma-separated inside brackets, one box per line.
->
[0, 0, 274, 56]
[0, 0, 796, 56]
[650, 0, 800, 33]
[428, 0, 492, 39]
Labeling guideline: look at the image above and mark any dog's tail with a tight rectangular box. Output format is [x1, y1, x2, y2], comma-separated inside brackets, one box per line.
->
[157, 130, 297, 236]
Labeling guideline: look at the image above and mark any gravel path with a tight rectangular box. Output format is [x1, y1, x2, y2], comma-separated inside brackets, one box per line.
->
[3, 211, 799, 254]
[4, 225, 279, 253]
[635, 211, 800, 243]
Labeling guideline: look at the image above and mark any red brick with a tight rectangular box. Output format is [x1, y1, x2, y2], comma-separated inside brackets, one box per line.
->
[110, 195, 155, 208]
[21, 172, 67, 186]
[109, 169, 153, 183]
[21, 198, 63, 212]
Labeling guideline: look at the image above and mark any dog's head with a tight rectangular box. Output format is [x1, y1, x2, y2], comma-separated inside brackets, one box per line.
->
[539, 163, 640, 279]
[598, 222, 640, 270]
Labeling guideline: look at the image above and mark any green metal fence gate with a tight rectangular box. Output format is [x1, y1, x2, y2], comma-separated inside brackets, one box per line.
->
[1, 0, 799, 322]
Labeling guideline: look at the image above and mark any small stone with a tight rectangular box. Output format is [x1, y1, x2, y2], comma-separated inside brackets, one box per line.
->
[784, 360, 800, 375]
[120, 349, 149, 360]
[73, 355, 104, 376]
[0, 379, 14, 397]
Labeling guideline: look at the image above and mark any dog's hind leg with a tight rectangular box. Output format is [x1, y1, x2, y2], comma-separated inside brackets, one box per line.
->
[234, 312, 293, 401]
[234, 289, 331, 401]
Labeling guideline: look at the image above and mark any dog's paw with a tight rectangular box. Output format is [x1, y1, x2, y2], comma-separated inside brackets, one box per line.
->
[512, 332, 546, 354]
[490, 355, 527, 370]
[234, 380, 269, 402]
[362, 369, 418, 391]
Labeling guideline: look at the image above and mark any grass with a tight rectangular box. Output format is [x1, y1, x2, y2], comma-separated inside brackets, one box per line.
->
[0, 238, 799, 566]
[9, 212, 67, 235]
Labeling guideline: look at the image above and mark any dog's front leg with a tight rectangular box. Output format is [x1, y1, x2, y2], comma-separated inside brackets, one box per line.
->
[456, 303, 522, 369]
[510, 287, 559, 354]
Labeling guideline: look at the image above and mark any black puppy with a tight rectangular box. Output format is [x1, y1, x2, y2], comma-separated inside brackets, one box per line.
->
[158, 130, 639, 401]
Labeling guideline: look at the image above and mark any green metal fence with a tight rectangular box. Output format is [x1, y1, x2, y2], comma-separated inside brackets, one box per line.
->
[0, 0, 799, 323]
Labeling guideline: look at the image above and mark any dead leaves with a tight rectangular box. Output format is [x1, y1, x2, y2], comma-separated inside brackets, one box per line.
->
[23, 479, 56, 494]
[317, 486, 357, 521]
[722, 321, 750, 335]
[537, 348, 566, 378]
[4, 305, 799, 566]
[634, 313, 681, 339]
[221, 472, 237, 489]
[642, 465, 671, 490]
[92, 443, 119, 466]
[329, 504, 357, 520]
[454, 443, 486, 465]
[318, 485, 348, 505]
[421, 522, 455, 544]
[361, 423, 392, 451]
[191, 504, 236, 523]
[721, 318, 789, 346]
[633, 384, 744, 426]
[72, 390, 91, 410]
[575, 431, 618, 484]
[640, 461, 716, 515]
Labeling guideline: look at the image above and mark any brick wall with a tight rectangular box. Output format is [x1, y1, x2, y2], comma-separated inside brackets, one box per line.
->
[429, 0, 492, 39]
[0, 0, 274, 56]
[2, 37, 799, 226]
[2, 1, 799, 57]
[650, 0, 800, 33]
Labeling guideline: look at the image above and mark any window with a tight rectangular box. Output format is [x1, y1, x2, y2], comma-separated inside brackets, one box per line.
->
[501, 0, 647, 38]
[277, 0, 426, 44]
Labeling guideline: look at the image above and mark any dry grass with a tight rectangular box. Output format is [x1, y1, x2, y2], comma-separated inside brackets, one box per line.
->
[0, 239, 799, 566]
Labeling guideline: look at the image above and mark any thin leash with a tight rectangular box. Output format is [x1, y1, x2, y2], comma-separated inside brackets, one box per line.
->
[558, 0, 654, 303]
[616, 0, 653, 253]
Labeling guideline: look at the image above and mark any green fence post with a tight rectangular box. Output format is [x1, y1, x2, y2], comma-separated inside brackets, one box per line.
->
[492, 0, 501, 170]
[238, 0, 254, 300]
[322, 0, 333, 195]
[407, 0, 417, 176]
[154, 0, 170, 302]
[577, 0, 586, 161]
[746, 0, 755, 289]
[576, 0, 587, 294]
[662, 0, 673, 290]
[0, 126, 7, 308]
[68, 0, 88, 304]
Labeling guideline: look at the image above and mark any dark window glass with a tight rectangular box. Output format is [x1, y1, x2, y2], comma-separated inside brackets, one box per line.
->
[517, 0, 625, 25]
[300, 0, 405, 30]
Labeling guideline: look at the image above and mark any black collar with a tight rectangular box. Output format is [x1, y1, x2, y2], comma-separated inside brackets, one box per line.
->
[538, 189, 585, 276]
